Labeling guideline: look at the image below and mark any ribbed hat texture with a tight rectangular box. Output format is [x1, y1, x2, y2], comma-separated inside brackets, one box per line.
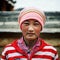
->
[18, 7, 46, 30]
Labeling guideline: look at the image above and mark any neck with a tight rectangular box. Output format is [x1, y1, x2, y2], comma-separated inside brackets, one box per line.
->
[24, 38, 38, 49]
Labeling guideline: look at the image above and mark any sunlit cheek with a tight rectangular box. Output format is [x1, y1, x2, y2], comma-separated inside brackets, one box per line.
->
[35, 28, 41, 36]
[36, 31, 40, 36]
[22, 27, 28, 36]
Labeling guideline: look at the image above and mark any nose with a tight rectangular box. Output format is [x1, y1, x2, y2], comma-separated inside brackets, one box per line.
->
[28, 25, 34, 32]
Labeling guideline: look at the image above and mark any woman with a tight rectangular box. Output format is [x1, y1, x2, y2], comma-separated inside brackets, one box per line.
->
[1, 7, 59, 60]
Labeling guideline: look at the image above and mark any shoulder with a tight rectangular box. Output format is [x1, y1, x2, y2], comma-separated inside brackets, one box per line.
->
[39, 38, 57, 52]
[38, 38, 58, 59]
[2, 39, 18, 55]
[43, 45, 58, 59]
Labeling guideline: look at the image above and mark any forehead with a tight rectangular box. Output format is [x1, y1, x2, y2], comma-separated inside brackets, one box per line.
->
[23, 19, 39, 22]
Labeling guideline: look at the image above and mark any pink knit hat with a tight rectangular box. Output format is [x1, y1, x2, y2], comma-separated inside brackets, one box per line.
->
[18, 7, 46, 30]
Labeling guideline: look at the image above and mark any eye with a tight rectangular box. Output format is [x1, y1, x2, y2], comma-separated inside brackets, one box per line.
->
[23, 21, 29, 26]
[34, 21, 40, 26]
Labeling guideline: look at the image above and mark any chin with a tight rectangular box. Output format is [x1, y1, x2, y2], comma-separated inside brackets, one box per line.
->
[26, 36, 37, 40]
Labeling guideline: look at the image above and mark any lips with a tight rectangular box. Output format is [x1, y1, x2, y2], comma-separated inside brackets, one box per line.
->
[27, 33, 35, 36]
[27, 33, 35, 34]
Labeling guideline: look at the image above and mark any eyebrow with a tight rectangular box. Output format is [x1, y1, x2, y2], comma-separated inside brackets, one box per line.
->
[24, 19, 39, 23]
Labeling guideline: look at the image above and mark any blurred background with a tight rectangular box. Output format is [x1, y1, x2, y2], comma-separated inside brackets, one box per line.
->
[0, 0, 60, 59]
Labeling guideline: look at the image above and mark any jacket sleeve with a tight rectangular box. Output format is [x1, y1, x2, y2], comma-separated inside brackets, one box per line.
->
[1, 47, 7, 60]
[1, 44, 12, 60]
[54, 51, 59, 60]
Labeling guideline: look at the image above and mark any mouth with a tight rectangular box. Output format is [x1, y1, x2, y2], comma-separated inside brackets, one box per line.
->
[27, 33, 35, 35]
[27, 33, 35, 34]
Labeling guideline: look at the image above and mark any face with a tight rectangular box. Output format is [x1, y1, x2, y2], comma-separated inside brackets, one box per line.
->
[21, 19, 41, 41]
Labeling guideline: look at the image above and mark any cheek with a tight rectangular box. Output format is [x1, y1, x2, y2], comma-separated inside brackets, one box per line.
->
[34, 27, 41, 35]
[21, 25, 28, 35]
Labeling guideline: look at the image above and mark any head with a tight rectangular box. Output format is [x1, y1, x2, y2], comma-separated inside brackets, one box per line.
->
[18, 7, 46, 41]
